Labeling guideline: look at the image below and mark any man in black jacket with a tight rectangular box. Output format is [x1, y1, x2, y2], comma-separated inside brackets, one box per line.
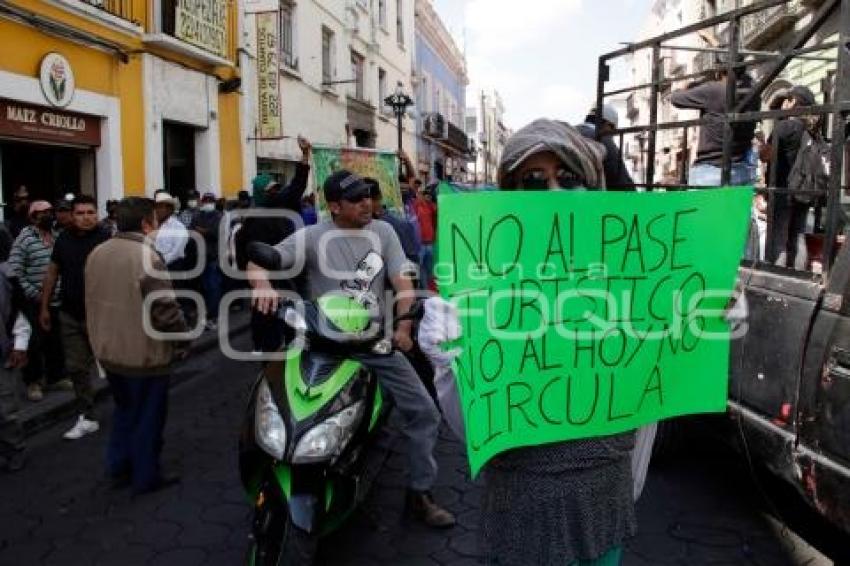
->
[235, 137, 312, 352]
[575, 104, 634, 191]
[670, 55, 760, 186]
[760, 85, 817, 267]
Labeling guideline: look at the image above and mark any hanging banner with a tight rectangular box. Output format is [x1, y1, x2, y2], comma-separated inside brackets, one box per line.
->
[256, 11, 282, 139]
[312, 147, 403, 216]
[437, 188, 752, 476]
[174, 0, 228, 58]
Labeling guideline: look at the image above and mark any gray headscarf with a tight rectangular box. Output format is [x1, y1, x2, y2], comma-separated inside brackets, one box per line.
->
[498, 119, 607, 190]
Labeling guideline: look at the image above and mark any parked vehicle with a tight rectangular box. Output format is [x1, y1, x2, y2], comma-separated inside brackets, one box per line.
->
[597, 0, 850, 534]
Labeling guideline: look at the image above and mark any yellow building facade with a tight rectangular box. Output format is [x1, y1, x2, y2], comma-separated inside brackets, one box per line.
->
[0, 0, 244, 214]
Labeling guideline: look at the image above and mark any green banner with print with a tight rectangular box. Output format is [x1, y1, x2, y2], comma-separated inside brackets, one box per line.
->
[437, 188, 752, 476]
[312, 147, 403, 216]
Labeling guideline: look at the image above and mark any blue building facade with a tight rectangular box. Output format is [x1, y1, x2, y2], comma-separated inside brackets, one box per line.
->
[414, 1, 469, 182]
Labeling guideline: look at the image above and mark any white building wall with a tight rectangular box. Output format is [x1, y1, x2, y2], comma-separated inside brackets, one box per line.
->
[241, 0, 416, 189]
[466, 86, 506, 184]
[626, 0, 704, 185]
[143, 54, 222, 196]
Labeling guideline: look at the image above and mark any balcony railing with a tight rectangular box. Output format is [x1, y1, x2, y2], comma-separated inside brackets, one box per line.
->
[423, 113, 446, 138]
[739, 2, 796, 48]
[79, 0, 135, 22]
[446, 122, 470, 155]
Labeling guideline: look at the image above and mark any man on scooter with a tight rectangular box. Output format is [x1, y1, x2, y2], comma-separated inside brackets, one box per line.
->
[247, 169, 456, 529]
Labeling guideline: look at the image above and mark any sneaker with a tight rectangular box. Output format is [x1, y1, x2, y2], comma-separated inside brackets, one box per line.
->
[63, 415, 100, 440]
[26, 383, 44, 402]
[49, 379, 74, 392]
[405, 490, 456, 529]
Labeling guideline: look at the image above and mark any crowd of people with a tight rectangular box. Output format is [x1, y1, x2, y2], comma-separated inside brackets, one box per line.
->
[0, 52, 828, 562]
[0, 132, 442, 480]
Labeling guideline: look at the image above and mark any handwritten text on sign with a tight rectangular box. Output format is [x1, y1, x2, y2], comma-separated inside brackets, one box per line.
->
[256, 12, 282, 139]
[175, 0, 228, 58]
[436, 189, 751, 475]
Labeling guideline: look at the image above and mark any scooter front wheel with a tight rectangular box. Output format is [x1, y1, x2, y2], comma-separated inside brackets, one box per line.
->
[251, 511, 318, 566]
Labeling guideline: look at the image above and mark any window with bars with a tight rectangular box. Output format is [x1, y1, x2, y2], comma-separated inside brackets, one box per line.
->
[378, 0, 387, 28]
[351, 50, 365, 100]
[378, 68, 388, 112]
[420, 75, 429, 113]
[280, 3, 296, 69]
[322, 27, 335, 86]
[395, 0, 404, 46]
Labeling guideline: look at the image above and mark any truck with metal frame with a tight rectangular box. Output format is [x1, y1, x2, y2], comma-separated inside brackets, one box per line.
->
[596, 0, 850, 534]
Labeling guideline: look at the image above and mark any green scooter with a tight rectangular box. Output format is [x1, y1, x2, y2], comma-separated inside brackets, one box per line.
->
[239, 244, 417, 565]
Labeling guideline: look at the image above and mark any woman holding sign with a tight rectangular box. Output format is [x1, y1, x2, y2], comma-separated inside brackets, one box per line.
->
[422, 119, 636, 566]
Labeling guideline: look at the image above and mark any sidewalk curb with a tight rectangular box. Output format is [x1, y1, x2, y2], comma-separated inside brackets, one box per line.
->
[20, 312, 251, 436]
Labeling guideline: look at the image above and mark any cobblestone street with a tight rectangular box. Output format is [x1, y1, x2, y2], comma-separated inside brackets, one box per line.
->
[0, 334, 840, 565]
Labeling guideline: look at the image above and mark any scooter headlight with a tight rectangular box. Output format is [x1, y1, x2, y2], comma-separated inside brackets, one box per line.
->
[292, 401, 366, 464]
[255, 379, 287, 460]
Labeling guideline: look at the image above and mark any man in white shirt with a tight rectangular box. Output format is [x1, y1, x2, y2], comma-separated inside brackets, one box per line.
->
[153, 191, 189, 268]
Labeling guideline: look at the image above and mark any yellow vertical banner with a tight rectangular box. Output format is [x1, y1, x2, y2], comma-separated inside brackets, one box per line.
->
[256, 11, 282, 139]
[174, 0, 228, 58]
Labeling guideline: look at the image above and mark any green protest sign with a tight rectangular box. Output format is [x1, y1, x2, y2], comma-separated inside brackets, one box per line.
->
[312, 146, 403, 216]
[436, 188, 752, 476]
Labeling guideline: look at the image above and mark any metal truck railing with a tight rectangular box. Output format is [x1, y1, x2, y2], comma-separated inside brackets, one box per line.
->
[596, 0, 850, 277]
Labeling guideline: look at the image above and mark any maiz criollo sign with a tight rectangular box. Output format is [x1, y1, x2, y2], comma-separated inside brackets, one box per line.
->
[436, 188, 752, 475]
[174, 0, 228, 58]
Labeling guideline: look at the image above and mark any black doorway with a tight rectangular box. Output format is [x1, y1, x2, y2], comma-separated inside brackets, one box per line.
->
[1, 141, 90, 213]
[163, 122, 196, 203]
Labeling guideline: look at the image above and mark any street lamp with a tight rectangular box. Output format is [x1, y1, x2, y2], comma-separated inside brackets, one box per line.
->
[384, 84, 414, 178]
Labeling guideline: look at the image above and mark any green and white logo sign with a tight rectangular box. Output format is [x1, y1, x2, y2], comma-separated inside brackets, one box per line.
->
[39, 53, 75, 108]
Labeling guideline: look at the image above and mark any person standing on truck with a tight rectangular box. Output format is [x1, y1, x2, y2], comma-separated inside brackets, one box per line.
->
[759, 85, 818, 268]
[575, 104, 635, 190]
[670, 53, 760, 186]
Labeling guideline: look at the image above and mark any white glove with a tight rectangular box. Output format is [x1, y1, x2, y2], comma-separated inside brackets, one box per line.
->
[419, 296, 463, 365]
[420, 297, 466, 441]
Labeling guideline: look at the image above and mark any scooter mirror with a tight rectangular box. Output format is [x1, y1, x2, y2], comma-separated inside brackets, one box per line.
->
[284, 307, 308, 331]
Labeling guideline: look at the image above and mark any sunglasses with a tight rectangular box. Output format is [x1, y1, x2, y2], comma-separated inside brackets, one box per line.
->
[519, 168, 584, 190]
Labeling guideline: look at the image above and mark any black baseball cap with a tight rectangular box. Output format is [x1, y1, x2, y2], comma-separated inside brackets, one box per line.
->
[789, 85, 816, 107]
[363, 177, 382, 198]
[324, 169, 370, 202]
[55, 196, 73, 211]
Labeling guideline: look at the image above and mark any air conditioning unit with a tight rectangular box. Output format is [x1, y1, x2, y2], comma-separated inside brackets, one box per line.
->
[424, 113, 446, 138]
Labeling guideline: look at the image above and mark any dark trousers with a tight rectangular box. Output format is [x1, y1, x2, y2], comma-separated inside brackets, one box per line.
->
[201, 260, 222, 322]
[768, 195, 809, 267]
[0, 366, 25, 461]
[786, 201, 810, 268]
[21, 301, 65, 386]
[106, 372, 169, 492]
[59, 311, 96, 420]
